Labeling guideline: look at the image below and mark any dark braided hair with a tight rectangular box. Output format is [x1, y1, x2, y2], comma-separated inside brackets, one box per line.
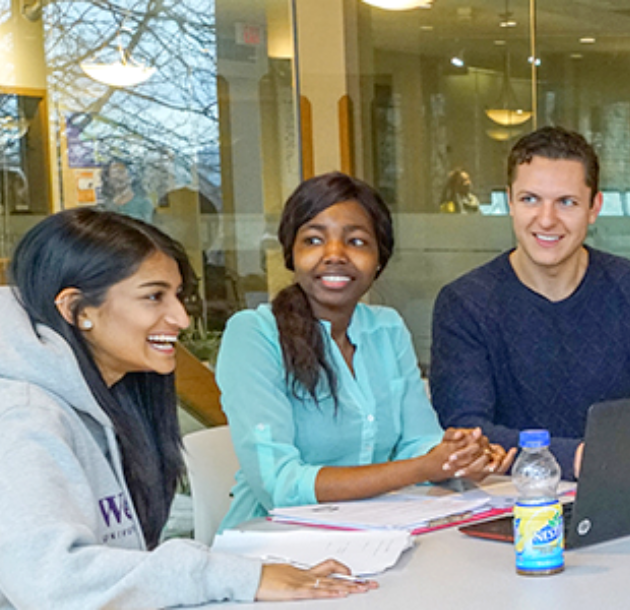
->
[273, 172, 394, 406]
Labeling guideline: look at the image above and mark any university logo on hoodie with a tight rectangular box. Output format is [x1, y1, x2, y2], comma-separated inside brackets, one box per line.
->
[99, 492, 138, 543]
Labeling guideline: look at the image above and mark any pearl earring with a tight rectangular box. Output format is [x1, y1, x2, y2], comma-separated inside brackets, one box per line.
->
[81, 320, 93, 330]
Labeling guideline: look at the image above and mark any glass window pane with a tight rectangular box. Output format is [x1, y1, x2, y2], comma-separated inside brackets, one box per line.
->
[536, 0, 630, 259]
[31, 0, 299, 343]
[356, 1, 529, 365]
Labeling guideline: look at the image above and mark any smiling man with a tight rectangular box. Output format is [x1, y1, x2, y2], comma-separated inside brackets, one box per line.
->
[430, 126, 630, 480]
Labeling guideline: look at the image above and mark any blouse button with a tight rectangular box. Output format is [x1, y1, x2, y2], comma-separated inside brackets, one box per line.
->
[367, 414, 374, 423]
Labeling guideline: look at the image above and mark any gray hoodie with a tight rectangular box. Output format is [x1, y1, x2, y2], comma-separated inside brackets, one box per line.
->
[0, 287, 261, 609]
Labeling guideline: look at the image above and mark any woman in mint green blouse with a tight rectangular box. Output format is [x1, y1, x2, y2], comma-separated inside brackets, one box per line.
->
[217, 172, 513, 530]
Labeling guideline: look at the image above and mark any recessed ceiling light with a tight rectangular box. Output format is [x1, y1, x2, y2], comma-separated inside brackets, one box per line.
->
[580, 37, 596, 44]
[420, 25, 434, 31]
[571, 53, 584, 59]
[500, 19, 517, 27]
[362, 0, 433, 9]
[494, 40, 507, 46]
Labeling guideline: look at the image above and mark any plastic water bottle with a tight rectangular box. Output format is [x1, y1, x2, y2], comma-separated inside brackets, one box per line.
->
[512, 429, 564, 575]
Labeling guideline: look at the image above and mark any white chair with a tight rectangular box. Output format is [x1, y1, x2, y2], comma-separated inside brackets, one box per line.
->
[183, 426, 239, 545]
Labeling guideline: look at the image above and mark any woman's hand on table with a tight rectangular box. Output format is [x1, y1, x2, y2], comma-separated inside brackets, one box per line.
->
[255, 559, 378, 601]
[482, 442, 517, 476]
[420, 427, 483, 482]
[426, 427, 516, 482]
[444, 427, 516, 480]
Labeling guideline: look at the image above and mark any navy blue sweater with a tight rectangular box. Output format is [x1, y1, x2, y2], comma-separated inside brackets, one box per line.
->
[430, 248, 630, 480]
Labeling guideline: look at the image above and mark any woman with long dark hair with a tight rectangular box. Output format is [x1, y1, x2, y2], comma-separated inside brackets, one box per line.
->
[217, 172, 514, 530]
[439, 168, 480, 214]
[0, 208, 373, 608]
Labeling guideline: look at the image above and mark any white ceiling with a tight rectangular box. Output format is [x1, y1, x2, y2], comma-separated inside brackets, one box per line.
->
[365, 0, 630, 64]
[220, 0, 630, 76]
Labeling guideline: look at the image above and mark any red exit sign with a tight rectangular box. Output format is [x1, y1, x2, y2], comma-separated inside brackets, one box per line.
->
[235, 23, 264, 46]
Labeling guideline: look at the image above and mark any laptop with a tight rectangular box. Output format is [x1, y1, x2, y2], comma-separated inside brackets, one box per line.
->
[460, 398, 630, 549]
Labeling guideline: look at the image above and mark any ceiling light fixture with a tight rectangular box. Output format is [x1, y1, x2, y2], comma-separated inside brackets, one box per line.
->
[498, 0, 517, 27]
[80, 61, 156, 88]
[362, 0, 434, 10]
[485, 47, 532, 127]
[486, 108, 531, 127]
[80, 23, 156, 88]
[486, 127, 523, 142]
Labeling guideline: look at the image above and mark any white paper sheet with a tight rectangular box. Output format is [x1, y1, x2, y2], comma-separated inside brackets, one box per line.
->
[212, 529, 412, 576]
[269, 494, 491, 531]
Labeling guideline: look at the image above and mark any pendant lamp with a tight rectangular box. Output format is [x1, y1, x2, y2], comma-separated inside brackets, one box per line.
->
[80, 23, 156, 88]
[362, 0, 434, 10]
[80, 60, 156, 88]
[485, 48, 532, 127]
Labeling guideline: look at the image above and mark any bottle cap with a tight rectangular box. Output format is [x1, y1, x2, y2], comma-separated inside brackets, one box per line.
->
[519, 429, 550, 448]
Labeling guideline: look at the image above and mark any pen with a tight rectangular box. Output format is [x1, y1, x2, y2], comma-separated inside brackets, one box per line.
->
[328, 573, 369, 584]
[262, 555, 369, 583]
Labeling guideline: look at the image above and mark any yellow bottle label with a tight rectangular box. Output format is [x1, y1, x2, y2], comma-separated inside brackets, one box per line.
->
[514, 500, 564, 574]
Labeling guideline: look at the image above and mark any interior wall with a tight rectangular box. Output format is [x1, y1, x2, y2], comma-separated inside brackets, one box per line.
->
[0, 0, 46, 89]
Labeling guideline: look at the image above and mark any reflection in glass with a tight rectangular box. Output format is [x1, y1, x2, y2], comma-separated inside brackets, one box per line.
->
[45, 0, 221, 202]
[357, 0, 630, 365]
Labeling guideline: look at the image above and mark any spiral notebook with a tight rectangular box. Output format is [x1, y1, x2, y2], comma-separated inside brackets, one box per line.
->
[460, 398, 630, 550]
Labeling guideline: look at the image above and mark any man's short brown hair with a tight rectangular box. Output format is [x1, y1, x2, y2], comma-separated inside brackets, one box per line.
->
[507, 126, 599, 204]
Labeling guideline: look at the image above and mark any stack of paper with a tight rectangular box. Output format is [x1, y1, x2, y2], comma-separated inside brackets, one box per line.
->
[269, 493, 493, 532]
[265, 481, 576, 535]
[213, 529, 412, 576]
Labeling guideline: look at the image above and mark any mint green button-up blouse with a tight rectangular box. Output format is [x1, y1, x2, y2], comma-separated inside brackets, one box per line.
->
[216, 303, 443, 530]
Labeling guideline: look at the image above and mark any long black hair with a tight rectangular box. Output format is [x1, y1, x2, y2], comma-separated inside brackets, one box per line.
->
[10, 208, 195, 549]
[273, 171, 394, 406]
[440, 168, 469, 202]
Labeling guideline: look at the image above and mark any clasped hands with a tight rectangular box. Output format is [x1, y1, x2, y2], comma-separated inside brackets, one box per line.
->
[428, 427, 517, 482]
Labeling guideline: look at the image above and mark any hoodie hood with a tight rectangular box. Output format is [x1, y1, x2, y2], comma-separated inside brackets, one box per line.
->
[0, 286, 111, 427]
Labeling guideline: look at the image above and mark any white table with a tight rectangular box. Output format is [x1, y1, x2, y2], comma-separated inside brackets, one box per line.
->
[220, 478, 630, 609]
[225, 526, 630, 609]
